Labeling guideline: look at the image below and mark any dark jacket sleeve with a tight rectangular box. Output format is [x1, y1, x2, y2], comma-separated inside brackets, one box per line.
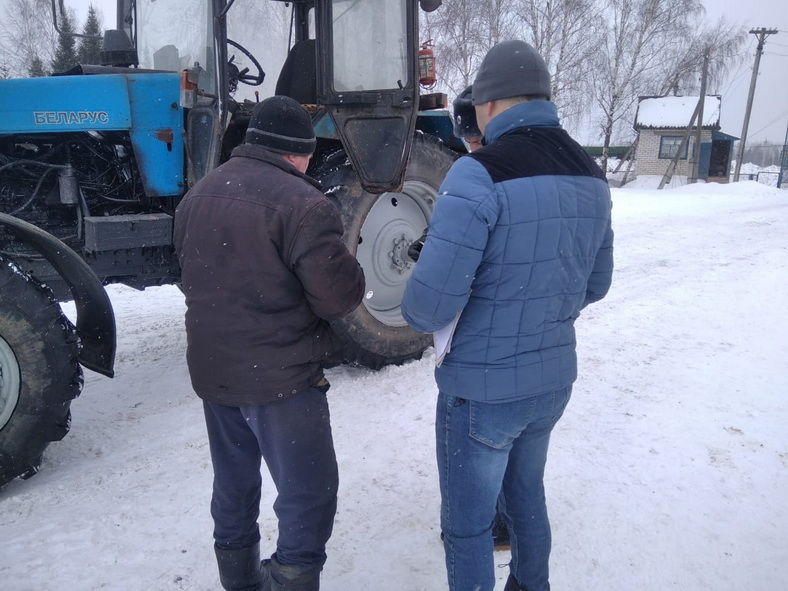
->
[583, 217, 614, 307]
[288, 199, 365, 321]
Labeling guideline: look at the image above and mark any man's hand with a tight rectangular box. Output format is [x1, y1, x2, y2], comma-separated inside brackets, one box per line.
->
[408, 230, 428, 262]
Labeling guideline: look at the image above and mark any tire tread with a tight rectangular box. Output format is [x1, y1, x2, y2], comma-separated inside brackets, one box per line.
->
[0, 258, 82, 486]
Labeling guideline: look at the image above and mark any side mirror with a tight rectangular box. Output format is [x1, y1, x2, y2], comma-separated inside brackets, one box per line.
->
[50, 0, 103, 40]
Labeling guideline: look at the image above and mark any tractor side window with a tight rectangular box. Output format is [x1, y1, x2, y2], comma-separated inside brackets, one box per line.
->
[331, 0, 408, 92]
[309, 7, 316, 39]
[135, 0, 216, 94]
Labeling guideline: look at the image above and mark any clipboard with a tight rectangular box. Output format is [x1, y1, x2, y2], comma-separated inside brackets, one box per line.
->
[433, 310, 462, 367]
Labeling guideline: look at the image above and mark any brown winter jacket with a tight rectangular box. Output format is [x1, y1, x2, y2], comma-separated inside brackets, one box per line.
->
[173, 144, 365, 405]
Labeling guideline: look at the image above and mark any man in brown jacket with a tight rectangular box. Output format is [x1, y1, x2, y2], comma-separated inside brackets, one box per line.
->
[174, 96, 365, 591]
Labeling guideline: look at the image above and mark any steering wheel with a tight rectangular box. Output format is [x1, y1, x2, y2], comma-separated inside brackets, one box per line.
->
[227, 39, 265, 86]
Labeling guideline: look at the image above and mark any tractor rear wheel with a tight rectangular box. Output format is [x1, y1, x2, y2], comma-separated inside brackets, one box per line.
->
[0, 258, 82, 487]
[314, 134, 458, 369]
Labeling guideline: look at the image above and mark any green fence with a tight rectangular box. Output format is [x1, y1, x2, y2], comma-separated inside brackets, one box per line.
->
[583, 146, 631, 159]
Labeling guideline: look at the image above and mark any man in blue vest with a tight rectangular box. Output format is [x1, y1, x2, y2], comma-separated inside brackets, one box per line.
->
[402, 41, 614, 591]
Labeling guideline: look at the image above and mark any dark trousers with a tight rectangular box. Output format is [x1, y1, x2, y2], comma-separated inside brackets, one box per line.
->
[203, 387, 338, 567]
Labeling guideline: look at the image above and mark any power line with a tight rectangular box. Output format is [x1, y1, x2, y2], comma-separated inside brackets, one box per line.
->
[721, 65, 749, 96]
[721, 42, 760, 95]
[718, 48, 757, 96]
[748, 107, 788, 140]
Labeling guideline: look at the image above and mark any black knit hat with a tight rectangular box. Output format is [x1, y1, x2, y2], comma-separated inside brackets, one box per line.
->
[472, 40, 551, 105]
[452, 85, 481, 139]
[245, 96, 316, 155]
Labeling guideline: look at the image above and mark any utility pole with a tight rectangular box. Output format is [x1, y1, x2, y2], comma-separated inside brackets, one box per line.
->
[689, 49, 710, 184]
[733, 27, 778, 182]
[778, 121, 788, 189]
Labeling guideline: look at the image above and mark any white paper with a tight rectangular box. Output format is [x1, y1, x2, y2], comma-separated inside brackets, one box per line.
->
[433, 311, 462, 367]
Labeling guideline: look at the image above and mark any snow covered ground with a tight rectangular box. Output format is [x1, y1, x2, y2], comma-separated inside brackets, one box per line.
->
[1, 181, 787, 590]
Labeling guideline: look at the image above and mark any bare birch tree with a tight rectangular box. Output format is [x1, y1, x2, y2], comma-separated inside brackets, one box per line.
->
[421, 0, 745, 153]
[658, 17, 747, 96]
[421, 0, 488, 95]
[480, 0, 518, 47]
[422, 0, 524, 96]
[512, 0, 603, 130]
[592, 0, 704, 171]
[0, 0, 58, 77]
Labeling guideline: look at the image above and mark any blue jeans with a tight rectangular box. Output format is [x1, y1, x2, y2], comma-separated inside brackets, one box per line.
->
[203, 387, 338, 567]
[436, 387, 571, 591]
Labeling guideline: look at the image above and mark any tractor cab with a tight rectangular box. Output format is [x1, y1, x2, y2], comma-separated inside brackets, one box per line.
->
[111, 0, 433, 193]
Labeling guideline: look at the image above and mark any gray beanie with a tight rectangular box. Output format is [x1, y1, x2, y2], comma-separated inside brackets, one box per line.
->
[472, 40, 551, 105]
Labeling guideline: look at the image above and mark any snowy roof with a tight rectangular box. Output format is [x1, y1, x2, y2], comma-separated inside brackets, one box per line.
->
[635, 95, 721, 130]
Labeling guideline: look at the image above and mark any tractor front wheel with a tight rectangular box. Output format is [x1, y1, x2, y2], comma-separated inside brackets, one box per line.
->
[313, 134, 457, 369]
[0, 258, 82, 487]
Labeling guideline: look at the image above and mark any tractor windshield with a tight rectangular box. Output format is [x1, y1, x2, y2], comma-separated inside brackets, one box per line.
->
[331, 0, 408, 92]
[134, 0, 217, 94]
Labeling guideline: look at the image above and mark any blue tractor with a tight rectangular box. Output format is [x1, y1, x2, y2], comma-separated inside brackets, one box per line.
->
[0, 0, 462, 486]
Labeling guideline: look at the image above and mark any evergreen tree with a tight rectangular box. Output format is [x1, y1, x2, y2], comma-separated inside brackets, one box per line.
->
[77, 5, 102, 65]
[50, 8, 78, 73]
[28, 54, 46, 77]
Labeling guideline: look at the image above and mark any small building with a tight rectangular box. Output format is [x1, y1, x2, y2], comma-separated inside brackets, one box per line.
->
[633, 95, 738, 183]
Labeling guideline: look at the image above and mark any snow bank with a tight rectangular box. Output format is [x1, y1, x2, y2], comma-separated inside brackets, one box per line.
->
[619, 174, 693, 190]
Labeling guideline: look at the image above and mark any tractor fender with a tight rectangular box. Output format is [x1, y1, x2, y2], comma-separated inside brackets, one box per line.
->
[0, 213, 116, 378]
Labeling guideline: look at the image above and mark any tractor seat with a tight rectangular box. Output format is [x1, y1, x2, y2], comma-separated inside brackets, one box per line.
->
[275, 39, 317, 105]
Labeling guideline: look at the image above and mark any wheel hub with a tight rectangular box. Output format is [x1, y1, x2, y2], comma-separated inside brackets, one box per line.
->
[388, 234, 414, 275]
[0, 334, 21, 432]
[356, 180, 436, 327]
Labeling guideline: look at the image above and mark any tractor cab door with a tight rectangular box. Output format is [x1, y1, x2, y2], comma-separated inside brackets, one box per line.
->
[315, 0, 418, 193]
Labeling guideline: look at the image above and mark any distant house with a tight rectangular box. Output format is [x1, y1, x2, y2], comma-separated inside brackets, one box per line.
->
[633, 95, 738, 183]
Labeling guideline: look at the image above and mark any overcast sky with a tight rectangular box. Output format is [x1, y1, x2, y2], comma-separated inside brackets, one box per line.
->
[702, 0, 788, 144]
[70, 0, 788, 144]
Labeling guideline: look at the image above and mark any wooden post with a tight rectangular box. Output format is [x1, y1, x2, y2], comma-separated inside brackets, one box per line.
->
[658, 100, 702, 190]
[689, 51, 709, 184]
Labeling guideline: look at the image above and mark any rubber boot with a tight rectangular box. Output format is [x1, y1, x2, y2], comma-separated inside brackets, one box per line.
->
[264, 555, 322, 591]
[504, 573, 525, 591]
[214, 542, 266, 591]
[492, 513, 511, 551]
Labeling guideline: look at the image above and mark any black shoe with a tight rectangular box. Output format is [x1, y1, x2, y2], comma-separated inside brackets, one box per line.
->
[492, 514, 511, 551]
[265, 556, 322, 591]
[214, 543, 265, 591]
[504, 573, 525, 591]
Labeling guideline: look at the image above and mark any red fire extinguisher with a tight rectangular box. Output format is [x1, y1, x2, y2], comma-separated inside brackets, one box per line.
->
[419, 40, 437, 89]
